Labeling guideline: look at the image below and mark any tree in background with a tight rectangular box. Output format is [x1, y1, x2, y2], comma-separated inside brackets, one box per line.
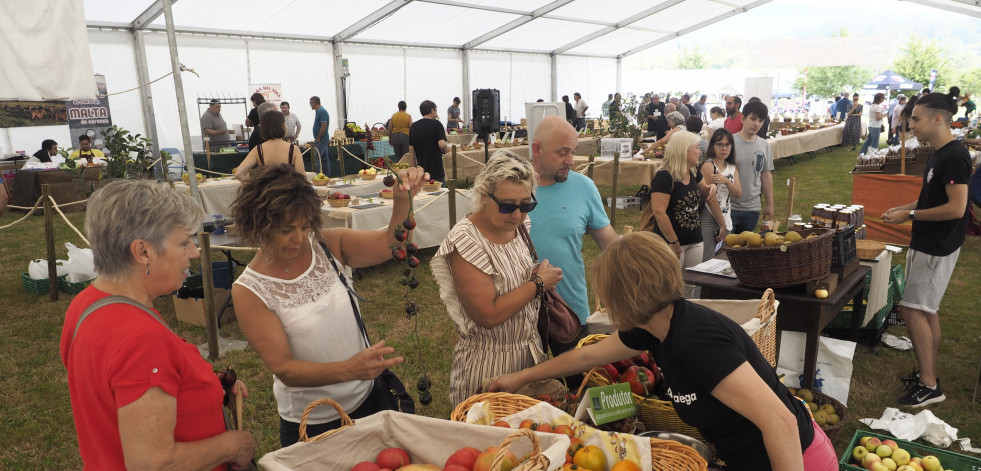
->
[955, 68, 981, 96]
[892, 35, 954, 92]
[792, 66, 868, 98]
[676, 46, 708, 69]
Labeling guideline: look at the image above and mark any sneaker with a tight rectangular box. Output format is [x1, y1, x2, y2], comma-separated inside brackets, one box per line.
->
[898, 382, 946, 407]
[899, 369, 919, 391]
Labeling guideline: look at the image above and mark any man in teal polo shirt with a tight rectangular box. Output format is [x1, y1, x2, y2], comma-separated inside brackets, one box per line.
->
[530, 116, 618, 381]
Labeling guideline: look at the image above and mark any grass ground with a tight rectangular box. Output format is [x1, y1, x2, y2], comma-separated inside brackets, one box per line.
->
[0, 144, 978, 468]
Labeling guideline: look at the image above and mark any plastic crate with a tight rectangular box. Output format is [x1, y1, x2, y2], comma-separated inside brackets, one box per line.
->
[831, 225, 857, 267]
[21, 273, 65, 296]
[60, 277, 94, 295]
[839, 429, 981, 471]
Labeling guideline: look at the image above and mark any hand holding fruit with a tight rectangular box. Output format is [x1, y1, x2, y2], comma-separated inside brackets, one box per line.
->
[392, 166, 430, 198]
[534, 260, 563, 290]
[346, 340, 404, 381]
[486, 372, 525, 394]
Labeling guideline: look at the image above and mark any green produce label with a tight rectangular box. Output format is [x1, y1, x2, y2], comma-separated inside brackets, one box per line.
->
[588, 383, 635, 425]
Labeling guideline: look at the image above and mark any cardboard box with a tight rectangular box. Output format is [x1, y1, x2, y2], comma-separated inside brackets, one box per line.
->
[171, 288, 234, 327]
[606, 195, 640, 209]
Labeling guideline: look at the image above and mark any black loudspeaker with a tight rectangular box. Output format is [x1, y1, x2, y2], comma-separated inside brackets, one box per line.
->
[472, 89, 500, 132]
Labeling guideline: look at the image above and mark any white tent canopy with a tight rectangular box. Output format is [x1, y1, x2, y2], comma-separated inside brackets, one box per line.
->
[3, 0, 980, 156]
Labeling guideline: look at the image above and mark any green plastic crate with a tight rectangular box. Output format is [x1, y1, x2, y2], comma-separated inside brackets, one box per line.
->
[839, 429, 981, 471]
[21, 273, 65, 295]
[826, 275, 894, 331]
[890, 264, 906, 300]
[59, 277, 94, 295]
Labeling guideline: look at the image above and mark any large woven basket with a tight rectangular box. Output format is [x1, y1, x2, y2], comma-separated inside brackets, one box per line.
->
[724, 227, 834, 288]
[575, 335, 711, 450]
[809, 391, 850, 445]
[855, 239, 886, 260]
[450, 392, 707, 471]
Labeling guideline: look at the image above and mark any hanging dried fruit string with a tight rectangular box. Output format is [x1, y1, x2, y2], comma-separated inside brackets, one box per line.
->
[381, 155, 432, 406]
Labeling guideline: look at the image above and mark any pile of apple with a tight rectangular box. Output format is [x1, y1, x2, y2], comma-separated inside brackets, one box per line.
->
[850, 436, 949, 471]
[359, 168, 378, 179]
[595, 352, 662, 398]
[313, 173, 328, 181]
[348, 440, 626, 471]
[328, 191, 351, 200]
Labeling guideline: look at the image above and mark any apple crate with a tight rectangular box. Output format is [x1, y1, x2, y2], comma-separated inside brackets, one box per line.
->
[839, 429, 981, 471]
[259, 399, 569, 470]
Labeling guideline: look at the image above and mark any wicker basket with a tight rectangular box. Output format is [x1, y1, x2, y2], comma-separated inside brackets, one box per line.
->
[312, 178, 329, 186]
[422, 182, 443, 192]
[809, 391, 850, 444]
[855, 239, 886, 260]
[575, 335, 711, 450]
[326, 198, 350, 208]
[450, 392, 706, 471]
[358, 172, 378, 180]
[724, 227, 834, 288]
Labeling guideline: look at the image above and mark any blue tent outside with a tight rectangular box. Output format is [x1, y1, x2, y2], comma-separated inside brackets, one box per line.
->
[863, 69, 923, 91]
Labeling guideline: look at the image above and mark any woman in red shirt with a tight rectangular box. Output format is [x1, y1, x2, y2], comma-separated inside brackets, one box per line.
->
[59, 180, 254, 470]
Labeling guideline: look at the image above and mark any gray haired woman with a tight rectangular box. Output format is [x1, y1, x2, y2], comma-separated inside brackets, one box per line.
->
[644, 111, 689, 153]
[431, 152, 563, 405]
[59, 180, 255, 470]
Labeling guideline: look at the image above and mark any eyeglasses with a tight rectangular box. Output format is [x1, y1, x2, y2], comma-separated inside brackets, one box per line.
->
[714, 142, 732, 148]
[488, 192, 537, 214]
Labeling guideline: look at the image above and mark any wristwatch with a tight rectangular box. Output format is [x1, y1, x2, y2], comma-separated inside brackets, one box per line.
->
[908, 210, 915, 220]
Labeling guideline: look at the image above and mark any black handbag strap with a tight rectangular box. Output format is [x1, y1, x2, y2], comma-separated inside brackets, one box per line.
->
[317, 240, 371, 349]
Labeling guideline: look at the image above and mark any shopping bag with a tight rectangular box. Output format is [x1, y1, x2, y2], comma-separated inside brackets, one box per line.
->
[775, 331, 857, 406]
[63, 242, 97, 282]
[27, 259, 67, 279]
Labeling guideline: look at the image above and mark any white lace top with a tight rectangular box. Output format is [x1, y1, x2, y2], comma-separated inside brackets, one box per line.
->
[233, 232, 371, 424]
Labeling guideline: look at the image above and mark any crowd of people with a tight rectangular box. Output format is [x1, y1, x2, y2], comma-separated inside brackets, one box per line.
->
[54, 85, 979, 471]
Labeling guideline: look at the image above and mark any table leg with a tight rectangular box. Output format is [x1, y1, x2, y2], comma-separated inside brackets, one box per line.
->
[801, 308, 822, 389]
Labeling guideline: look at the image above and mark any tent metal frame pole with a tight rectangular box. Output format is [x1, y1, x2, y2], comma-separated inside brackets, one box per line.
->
[131, 30, 165, 182]
[333, 42, 347, 126]
[161, 0, 200, 201]
[550, 54, 558, 102]
[462, 48, 471, 129]
[616, 57, 622, 93]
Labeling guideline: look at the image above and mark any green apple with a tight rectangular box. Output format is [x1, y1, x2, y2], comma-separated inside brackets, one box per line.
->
[876, 444, 893, 458]
[882, 457, 897, 471]
[870, 462, 890, 471]
[892, 449, 911, 466]
[897, 466, 917, 471]
[907, 461, 924, 471]
[853, 446, 870, 463]
[920, 456, 941, 471]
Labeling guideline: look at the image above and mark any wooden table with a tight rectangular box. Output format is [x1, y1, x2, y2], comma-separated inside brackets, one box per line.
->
[683, 265, 870, 389]
[8, 167, 103, 213]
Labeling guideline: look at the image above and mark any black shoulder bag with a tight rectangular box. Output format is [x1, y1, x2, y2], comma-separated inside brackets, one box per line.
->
[318, 241, 415, 414]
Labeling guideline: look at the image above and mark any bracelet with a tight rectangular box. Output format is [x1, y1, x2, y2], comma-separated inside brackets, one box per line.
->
[530, 275, 545, 298]
[667, 239, 679, 245]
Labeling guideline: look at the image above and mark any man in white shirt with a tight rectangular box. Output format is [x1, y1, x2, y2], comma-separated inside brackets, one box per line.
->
[573, 92, 588, 131]
[280, 101, 302, 143]
[890, 95, 907, 145]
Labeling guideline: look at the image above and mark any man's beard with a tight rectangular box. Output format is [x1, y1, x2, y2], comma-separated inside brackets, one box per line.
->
[553, 169, 569, 183]
[727, 107, 736, 117]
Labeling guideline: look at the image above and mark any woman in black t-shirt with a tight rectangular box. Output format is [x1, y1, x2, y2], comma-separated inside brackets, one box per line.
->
[649, 131, 707, 273]
[489, 232, 838, 471]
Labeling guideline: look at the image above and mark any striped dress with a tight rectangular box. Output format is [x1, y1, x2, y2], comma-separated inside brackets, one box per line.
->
[431, 217, 545, 406]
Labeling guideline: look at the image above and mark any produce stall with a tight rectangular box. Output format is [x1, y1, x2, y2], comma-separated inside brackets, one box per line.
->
[192, 144, 363, 178]
[8, 167, 103, 213]
[768, 123, 844, 161]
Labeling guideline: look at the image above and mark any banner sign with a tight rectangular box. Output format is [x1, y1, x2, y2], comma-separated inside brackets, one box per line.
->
[249, 83, 283, 105]
[928, 69, 938, 91]
[586, 383, 636, 425]
[65, 74, 112, 151]
[0, 100, 68, 128]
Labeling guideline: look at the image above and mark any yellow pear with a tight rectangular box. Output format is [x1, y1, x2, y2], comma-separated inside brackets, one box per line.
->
[724, 233, 744, 247]
[785, 231, 803, 242]
[745, 232, 764, 247]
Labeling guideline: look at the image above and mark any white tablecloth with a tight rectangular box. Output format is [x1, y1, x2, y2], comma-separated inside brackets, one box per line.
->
[321, 189, 472, 249]
[174, 176, 387, 217]
[768, 124, 844, 160]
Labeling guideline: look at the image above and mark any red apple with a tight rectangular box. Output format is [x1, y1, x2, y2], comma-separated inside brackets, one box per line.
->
[863, 453, 882, 469]
[351, 463, 381, 471]
[882, 439, 899, 450]
[444, 446, 480, 470]
[377, 448, 411, 470]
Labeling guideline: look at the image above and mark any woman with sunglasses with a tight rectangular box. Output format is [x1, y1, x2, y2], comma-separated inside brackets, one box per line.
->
[431, 152, 563, 406]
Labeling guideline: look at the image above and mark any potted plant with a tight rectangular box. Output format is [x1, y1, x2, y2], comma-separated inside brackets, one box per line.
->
[100, 125, 155, 179]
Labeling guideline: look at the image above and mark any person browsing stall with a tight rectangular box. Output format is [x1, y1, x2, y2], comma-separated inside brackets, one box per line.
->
[699, 128, 743, 261]
[490, 232, 838, 471]
[431, 153, 563, 405]
[231, 164, 429, 446]
[201, 99, 230, 144]
[32, 139, 58, 163]
[234, 110, 305, 181]
[60, 180, 255, 470]
[280, 101, 302, 144]
[408, 100, 449, 182]
[729, 100, 774, 233]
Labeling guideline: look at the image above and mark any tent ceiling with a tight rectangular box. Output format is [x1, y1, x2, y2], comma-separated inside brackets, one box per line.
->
[83, 0, 775, 58]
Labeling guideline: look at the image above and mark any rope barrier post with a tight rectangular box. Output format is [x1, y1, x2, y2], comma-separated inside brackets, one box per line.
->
[42, 185, 59, 302]
[610, 150, 621, 227]
[198, 232, 220, 360]
[452, 145, 458, 183]
[447, 178, 457, 229]
[587, 155, 595, 180]
[337, 142, 345, 178]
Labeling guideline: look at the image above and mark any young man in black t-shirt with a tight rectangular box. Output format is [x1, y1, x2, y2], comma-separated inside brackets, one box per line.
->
[882, 93, 971, 407]
[408, 100, 449, 182]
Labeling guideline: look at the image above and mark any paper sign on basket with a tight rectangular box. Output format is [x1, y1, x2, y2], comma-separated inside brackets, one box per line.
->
[582, 383, 635, 426]
[618, 141, 632, 157]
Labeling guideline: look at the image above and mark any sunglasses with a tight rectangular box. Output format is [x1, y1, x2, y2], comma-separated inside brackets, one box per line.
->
[488, 192, 537, 214]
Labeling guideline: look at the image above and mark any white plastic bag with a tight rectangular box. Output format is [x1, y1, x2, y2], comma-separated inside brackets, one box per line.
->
[776, 331, 857, 406]
[27, 259, 68, 279]
[63, 242, 97, 282]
